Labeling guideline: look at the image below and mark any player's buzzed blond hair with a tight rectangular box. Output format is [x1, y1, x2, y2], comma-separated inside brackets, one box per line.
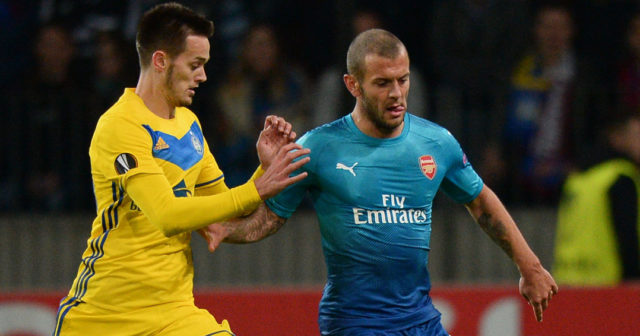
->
[346, 28, 407, 81]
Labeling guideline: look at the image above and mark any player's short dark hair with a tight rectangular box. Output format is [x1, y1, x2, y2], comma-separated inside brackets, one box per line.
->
[136, 2, 214, 68]
[346, 28, 406, 82]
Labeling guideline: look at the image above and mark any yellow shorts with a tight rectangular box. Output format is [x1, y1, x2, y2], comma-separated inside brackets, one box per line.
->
[54, 298, 234, 336]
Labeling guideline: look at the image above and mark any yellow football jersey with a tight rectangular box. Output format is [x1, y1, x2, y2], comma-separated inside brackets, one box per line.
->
[58, 88, 261, 314]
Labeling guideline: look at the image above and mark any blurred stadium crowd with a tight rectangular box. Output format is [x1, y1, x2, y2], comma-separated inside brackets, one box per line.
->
[1, 0, 639, 213]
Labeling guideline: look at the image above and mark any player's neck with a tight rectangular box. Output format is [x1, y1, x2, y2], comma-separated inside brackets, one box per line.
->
[351, 107, 404, 139]
[135, 73, 176, 119]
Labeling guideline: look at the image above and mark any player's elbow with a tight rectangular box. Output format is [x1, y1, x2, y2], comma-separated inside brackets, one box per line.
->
[159, 223, 181, 237]
[154, 218, 181, 237]
[147, 208, 183, 237]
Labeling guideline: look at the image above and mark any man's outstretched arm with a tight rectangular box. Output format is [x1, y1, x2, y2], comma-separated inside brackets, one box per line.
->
[199, 203, 287, 252]
[465, 185, 558, 322]
[194, 115, 306, 249]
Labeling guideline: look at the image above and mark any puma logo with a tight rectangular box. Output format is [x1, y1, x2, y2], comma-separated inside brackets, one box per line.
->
[336, 162, 358, 176]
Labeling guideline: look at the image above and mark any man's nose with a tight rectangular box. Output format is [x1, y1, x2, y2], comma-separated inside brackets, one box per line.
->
[389, 81, 401, 98]
[196, 68, 207, 83]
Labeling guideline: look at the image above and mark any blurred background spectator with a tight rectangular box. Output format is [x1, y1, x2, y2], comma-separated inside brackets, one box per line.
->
[90, 30, 138, 113]
[499, 4, 607, 205]
[553, 108, 640, 286]
[205, 23, 311, 187]
[614, 11, 640, 115]
[1, 21, 94, 212]
[427, 0, 530, 186]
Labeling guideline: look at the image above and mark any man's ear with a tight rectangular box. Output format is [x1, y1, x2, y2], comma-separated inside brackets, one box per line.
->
[152, 50, 169, 72]
[343, 74, 361, 98]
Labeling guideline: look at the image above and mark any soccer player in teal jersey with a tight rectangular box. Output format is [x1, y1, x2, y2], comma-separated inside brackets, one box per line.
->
[200, 29, 558, 335]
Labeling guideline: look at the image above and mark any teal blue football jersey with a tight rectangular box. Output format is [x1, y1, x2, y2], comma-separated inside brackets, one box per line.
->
[266, 113, 483, 334]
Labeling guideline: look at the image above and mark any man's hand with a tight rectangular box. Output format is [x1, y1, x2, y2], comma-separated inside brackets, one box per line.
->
[257, 115, 297, 170]
[519, 265, 558, 322]
[197, 204, 286, 252]
[198, 224, 228, 252]
[254, 142, 310, 200]
[465, 186, 558, 323]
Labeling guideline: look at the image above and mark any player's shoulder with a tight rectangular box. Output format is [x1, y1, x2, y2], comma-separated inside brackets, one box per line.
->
[176, 106, 199, 121]
[92, 95, 152, 146]
[297, 116, 350, 148]
[407, 113, 456, 142]
[96, 101, 141, 134]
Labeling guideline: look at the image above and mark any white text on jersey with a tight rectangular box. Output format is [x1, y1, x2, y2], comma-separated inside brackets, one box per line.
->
[382, 194, 405, 208]
[353, 194, 427, 224]
[352, 208, 428, 224]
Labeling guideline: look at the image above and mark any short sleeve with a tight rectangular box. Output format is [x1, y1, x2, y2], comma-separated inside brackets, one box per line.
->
[266, 175, 311, 218]
[265, 134, 315, 218]
[439, 131, 484, 203]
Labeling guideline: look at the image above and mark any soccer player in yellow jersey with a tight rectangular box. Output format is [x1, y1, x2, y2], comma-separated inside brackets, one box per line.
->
[53, 3, 310, 336]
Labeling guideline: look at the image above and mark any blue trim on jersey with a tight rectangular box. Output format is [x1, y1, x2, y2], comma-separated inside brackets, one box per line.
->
[112, 183, 124, 227]
[100, 183, 125, 231]
[204, 331, 235, 335]
[54, 182, 124, 335]
[74, 183, 121, 299]
[53, 231, 110, 335]
[142, 121, 205, 171]
[53, 297, 81, 336]
[74, 233, 104, 299]
[172, 179, 193, 197]
[195, 174, 224, 188]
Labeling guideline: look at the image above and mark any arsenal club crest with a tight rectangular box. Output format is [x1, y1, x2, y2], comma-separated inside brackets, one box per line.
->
[419, 155, 437, 180]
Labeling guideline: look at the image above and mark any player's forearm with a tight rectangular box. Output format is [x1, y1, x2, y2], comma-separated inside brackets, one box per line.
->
[128, 173, 262, 237]
[466, 186, 542, 273]
[218, 203, 287, 244]
[195, 166, 265, 217]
